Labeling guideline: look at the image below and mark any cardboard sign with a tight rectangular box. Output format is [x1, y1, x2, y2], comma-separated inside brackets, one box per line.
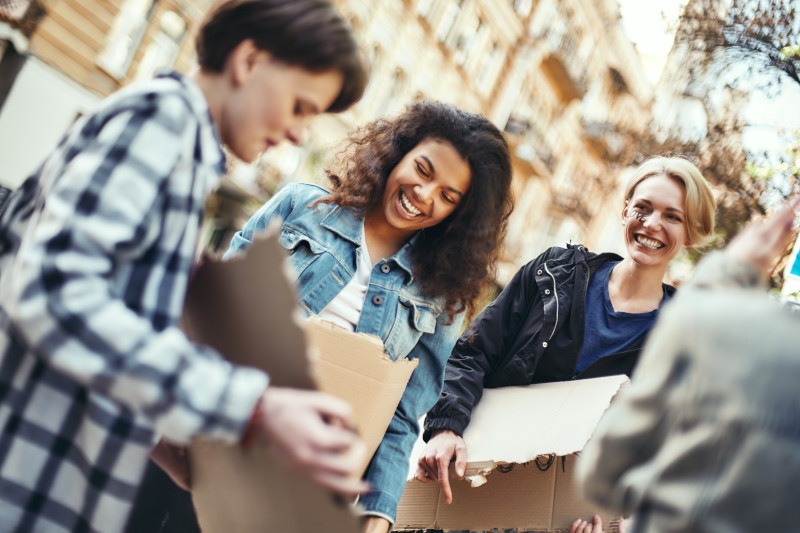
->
[395, 375, 629, 532]
[183, 230, 416, 533]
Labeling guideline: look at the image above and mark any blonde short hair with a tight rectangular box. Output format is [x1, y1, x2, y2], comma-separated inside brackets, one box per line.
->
[624, 156, 716, 246]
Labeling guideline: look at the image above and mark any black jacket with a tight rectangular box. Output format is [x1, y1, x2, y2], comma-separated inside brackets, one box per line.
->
[423, 244, 677, 440]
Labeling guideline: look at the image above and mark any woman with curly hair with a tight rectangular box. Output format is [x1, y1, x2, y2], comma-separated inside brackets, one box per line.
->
[225, 100, 514, 531]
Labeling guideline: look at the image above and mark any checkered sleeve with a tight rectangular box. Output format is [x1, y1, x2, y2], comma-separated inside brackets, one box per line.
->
[6, 92, 267, 445]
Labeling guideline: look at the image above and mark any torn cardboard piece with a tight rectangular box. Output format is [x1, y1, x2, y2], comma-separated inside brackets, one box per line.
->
[183, 230, 415, 533]
[305, 318, 417, 474]
[395, 375, 629, 532]
[181, 228, 313, 390]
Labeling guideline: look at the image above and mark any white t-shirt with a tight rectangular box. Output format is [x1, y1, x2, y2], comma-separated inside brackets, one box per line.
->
[316, 232, 372, 331]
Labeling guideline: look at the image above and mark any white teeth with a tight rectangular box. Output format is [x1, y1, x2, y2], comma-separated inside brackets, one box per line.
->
[399, 191, 422, 217]
[635, 235, 663, 250]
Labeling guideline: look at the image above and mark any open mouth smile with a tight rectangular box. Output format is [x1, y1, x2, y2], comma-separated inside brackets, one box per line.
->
[399, 191, 423, 218]
[635, 235, 664, 250]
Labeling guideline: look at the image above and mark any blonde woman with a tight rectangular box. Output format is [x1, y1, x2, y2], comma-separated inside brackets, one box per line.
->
[416, 156, 717, 527]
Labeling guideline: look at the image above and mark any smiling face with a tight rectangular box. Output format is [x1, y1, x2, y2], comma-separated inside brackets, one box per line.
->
[376, 138, 472, 241]
[623, 173, 690, 268]
[217, 40, 343, 163]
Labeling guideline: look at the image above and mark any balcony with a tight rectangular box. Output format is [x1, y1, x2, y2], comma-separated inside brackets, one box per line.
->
[550, 185, 592, 222]
[540, 52, 586, 103]
[536, 23, 589, 103]
[504, 115, 556, 172]
[581, 118, 626, 161]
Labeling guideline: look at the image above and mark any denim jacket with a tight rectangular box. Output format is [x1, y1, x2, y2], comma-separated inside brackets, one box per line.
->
[226, 182, 464, 522]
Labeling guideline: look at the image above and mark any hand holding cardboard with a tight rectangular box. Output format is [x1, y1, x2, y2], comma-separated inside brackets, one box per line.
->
[183, 229, 416, 533]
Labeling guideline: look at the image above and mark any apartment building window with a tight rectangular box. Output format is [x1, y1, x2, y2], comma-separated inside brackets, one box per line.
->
[452, 15, 480, 66]
[97, 0, 156, 79]
[476, 43, 502, 95]
[416, 0, 435, 18]
[513, 0, 532, 18]
[435, 0, 462, 43]
[356, 43, 382, 114]
[135, 9, 187, 81]
[542, 215, 581, 249]
[377, 68, 407, 116]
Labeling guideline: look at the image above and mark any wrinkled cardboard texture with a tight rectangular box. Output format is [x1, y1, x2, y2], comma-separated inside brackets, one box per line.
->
[395, 375, 629, 532]
[182, 230, 415, 533]
[305, 318, 417, 473]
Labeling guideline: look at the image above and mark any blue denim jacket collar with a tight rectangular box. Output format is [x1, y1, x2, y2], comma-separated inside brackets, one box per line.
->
[319, 204, 417, 285]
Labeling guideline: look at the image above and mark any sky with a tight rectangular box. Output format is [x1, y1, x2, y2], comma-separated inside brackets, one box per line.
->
[617, 0, 690, 84]
[618, 0, 800, 165]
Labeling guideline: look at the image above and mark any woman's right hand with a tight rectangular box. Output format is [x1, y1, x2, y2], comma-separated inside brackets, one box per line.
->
[248, 387, 370, 496]
[414, 429, 467, 504]
[569, 515, 603, 533]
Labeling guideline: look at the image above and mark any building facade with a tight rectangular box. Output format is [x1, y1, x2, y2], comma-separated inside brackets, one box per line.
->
[317, 0, 654, 282]
[0, 0, 211, 189]
[0, 0, 653, 280]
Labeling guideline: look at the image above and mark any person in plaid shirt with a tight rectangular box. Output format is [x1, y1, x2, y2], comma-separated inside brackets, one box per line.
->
[0, 1, 368, 531]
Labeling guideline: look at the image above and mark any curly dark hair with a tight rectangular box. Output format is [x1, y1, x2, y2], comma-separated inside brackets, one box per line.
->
[321, 100, 514, 321]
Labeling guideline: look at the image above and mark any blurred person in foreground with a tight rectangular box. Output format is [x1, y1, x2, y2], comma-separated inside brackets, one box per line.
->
[0, 1, 369, 531]
[576, 196, 800, 533]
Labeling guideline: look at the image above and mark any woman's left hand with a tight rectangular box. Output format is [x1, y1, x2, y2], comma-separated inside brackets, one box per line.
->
[569, 514, 604, 533]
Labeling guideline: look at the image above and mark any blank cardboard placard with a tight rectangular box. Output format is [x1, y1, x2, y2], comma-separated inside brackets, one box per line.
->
[183, 231, 359, 533]
[460, 376, 630, 462]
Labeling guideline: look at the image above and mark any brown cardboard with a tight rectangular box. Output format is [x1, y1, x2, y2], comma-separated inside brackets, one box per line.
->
[180, 225, 313, 390]
[182, 230, 416, 533]
[305, 318, 417, 474]
[395, 375, 629, 532]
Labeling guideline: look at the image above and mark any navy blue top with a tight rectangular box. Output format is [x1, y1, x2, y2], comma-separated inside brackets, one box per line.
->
[575, 261, 670, 375]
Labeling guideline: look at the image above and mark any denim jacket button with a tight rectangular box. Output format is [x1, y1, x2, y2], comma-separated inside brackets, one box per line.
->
[545, 289, 551, 295]
[542, 341, 548, 348]
[537, 269, 542, 275]
[372, 295, 384, 305]
[380, 264, 391, 274]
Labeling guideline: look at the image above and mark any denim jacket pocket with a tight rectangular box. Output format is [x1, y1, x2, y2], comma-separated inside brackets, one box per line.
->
[384, 297, 438, 360]
[279, 228, 326, 277]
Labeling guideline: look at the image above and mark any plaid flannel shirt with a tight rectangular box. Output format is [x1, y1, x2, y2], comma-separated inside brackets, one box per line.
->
[0, 70, 267, 533]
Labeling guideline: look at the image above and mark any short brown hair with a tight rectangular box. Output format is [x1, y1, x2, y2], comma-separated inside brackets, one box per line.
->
[196, 0, 367, 112]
